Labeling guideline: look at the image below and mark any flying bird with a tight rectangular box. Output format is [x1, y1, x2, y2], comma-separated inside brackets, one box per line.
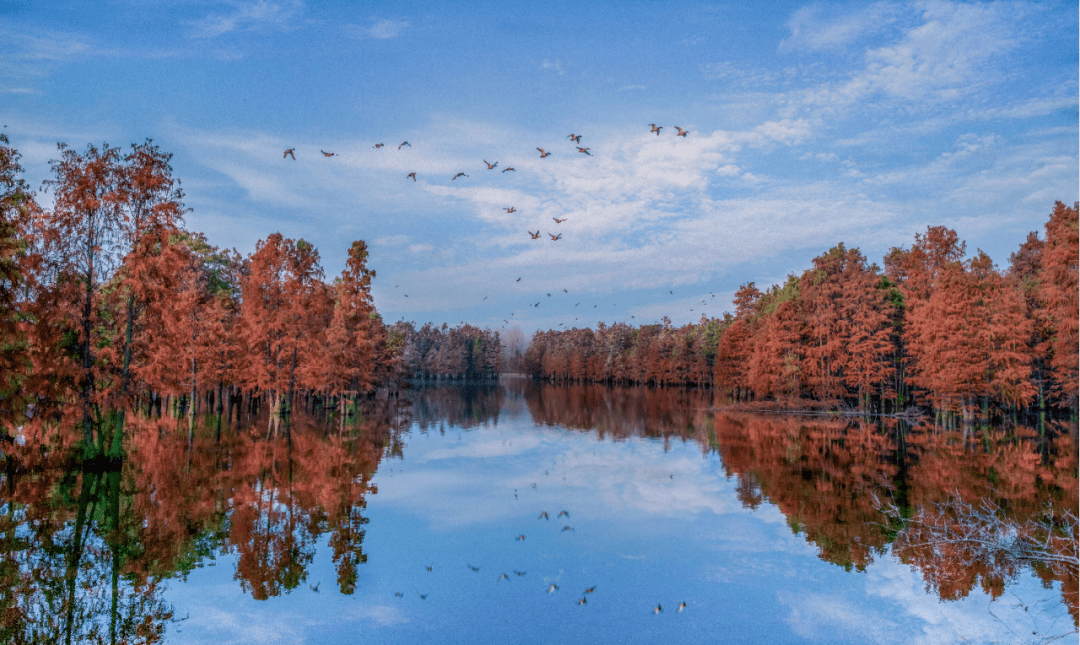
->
[420, 594, 428, 599]
[561, 525, 574, 531]
[426, 565, 433, 571]
[283, 148, 296, 160]
[398, 141, 411, 149]
[516, 534, 526, 541]
[320, 150, 336, 157]
[558, 510, 569, 517]
[395, 592, 404, 597]
[453, 172, 468, 180]
[529, 230, 541, 239]
[502, 167, 516, 172]
[547, 584, 559, 593]
[514, 570, 527, 576]
[549, 233, 562, 241]
[468, 564, 480, 572]
[516, 277, 522, 282]
[498, 573, 509, 581]
[650, 124, 662, 135]
[374, 143, 385, 148]
[585, 586, 596, 594]
[567, 134, 582, 143]
[674, 127, 689, 137]
[576, 147, 591, 156]
[537, 148, 551, 157]
[407, 172, 417, 181]
[578, 597, 588, 605]
[654, 604, 662, 614]
[539, 511, 549, 520]
[309, 582, 320, 592]
[483, 159, 498, 170]
[563, 289, 568, 293]
[553, 217, 567, 223]
[678, 602, 687, 612]
[504, 207, 516, 213]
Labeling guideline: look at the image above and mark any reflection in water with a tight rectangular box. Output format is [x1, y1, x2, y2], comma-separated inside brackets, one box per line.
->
[0, 380, 1075, 641]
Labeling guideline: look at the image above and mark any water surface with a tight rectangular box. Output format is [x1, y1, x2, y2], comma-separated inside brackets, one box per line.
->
[4, 379, 1076, 644]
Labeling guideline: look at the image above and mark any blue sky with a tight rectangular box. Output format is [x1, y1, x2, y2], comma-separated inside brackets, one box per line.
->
[1, 1, 1076, 334]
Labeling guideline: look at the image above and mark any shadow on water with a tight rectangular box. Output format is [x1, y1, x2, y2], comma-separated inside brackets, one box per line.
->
[1, 380, 1076, 640]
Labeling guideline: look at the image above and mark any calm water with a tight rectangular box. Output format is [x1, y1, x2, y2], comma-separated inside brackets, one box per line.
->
[3, 378, 1077, 644]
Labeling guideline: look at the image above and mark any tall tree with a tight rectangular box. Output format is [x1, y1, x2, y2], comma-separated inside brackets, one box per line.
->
[0, 134, 35, 437]
[39, 142, 126, 451]
[1039, 202, 1079, 411]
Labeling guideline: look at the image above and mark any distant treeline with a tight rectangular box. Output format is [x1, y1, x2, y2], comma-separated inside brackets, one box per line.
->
[525, 203, 1079, 421]
[388, 321, 501, 380]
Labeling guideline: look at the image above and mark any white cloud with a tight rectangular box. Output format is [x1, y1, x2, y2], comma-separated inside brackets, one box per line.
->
[542, 59, 563, 75]
[186, 1, 306, 39]
[780, 2, 901, 53]
[346, 19, 410, 40]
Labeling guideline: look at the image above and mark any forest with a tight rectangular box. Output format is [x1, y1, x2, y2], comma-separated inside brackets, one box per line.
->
[0, 136, 1077, 463]
[523, 204, 1079, 424]
[0, 137, 499, 460]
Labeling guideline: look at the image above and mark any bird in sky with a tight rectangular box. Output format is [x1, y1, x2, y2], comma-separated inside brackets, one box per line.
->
[558, 510, 569, 517]
[654, 604, 663, 614]
[320, 150, 335, 157]
[577, 147, 591, 156]
[468, 564, 480, 572]
[585, 586, 596, 594]
[516, 534, 526, 541]
[453, 172, 468, 180]
[426, 565, 433, 571]
[553, 217, 567, 223]
[561, 525, 573, 531]
[502, 167, 516, 172]
[283, 148, 296, 160]
[407, 172, 417, 181]
[498, 573, 509, 581]
[567, 134, 582, 143]
[678, 602, 687, 612]
[675, 127, 689, 137]
[310, 582, 320, 592]
[534, 302, 540, 307]
[539, 511, 549, 520]
[483, 159, 498, 170]
[537, 148, 551, 157]
[516, 277, 522, 282]
[374, 143, 384, 148]
[529, 230, 541, 239]
[563, 289, 568, 293]
[578, 597, 588, 605]
[395, 592, 404, 597]
[650, 124, 662, 135]
[548, 584, 559, 593]
[514, 571, 527, 576]
[420, 594, 428, 599]
[398, 141, 411, 149]
[504, 207, 516, 213]
[550, 233, 562, 241]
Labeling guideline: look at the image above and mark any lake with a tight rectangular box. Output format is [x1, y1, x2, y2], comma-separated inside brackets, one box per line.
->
[3, 377, 1076, 644]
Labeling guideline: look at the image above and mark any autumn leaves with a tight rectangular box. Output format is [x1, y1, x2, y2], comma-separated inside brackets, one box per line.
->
[0, 137, 392, 454]
[525, 207, 1080, 420]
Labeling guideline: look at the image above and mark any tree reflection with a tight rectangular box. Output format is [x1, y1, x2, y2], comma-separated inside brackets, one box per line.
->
[0, 396, 404, 640]
[510, 380, 1077, 619]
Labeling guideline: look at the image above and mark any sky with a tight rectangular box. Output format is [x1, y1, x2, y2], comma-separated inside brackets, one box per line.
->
[1, 0, 1076, 335]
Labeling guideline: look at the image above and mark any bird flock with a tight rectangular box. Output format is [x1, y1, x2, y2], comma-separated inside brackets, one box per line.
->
[375, 503, 689, 616]
[282, 124, 709, 325]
